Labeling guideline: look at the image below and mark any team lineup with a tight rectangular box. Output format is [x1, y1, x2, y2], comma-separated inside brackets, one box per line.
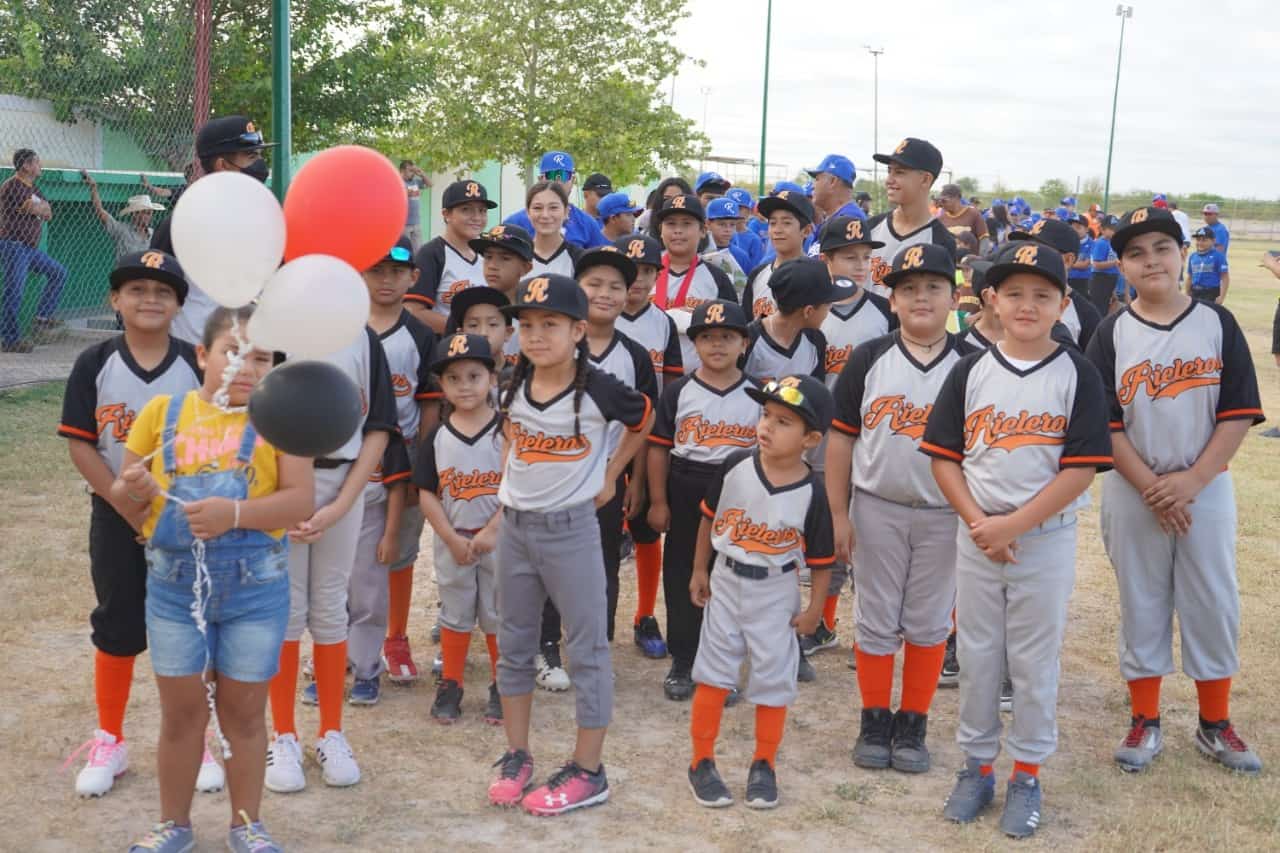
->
[56, 120, 1267, 851]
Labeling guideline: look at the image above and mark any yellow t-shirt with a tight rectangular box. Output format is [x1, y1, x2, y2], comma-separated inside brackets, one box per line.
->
[125, 391, 284, 539]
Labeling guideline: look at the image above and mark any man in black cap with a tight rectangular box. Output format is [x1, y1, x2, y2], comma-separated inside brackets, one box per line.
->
[865, 138, 956, 297]
[855, 191, 873, 217]
[581, 173, 613, 222]
[150, 114, 276, 344]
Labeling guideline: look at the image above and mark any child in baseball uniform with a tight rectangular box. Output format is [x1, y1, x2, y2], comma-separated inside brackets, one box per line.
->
[415, 333, 505, 725]
[741, 257, 839, 386]
[741, 191, 816, 320]
[827, 243, 975, 775]
[405, 179, 497, 333]
[921, 240, 1112, 838]
[467, 223, 534, 368]
[488, 274, 652, 816]
[1009, 219, 1102, 350]
[647, 300, 760, 700]
[448, 286, 514, 376]
[1086, 207, 1265, 775]
[686, 374, 835, 810]
[59, 251, 204, 797]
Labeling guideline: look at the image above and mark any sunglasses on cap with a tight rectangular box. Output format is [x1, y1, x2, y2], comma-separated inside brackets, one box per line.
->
[388, 246, 412, 263]
[213, 131, 266, 148]
[761, 379, 805, 407]
[543, 169, 573, 183]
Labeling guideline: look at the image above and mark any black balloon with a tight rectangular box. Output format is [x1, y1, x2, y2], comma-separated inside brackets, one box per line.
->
[249, 360, 362, 458]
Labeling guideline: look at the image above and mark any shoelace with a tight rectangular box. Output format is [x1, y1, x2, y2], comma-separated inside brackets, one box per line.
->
[236, 810, 274, 853]
[494, 750, 529, 780]
[60, 735, 118, 772]
[1218, 724, 1249, 752]
[134, 822, 184, 850]
[320, 732, 353, 760]
[542, 762, 584, 791]
[1123, 717, 1151, 748]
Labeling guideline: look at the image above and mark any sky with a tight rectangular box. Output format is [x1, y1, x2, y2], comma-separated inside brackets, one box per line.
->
[669, 0, 1280, 199]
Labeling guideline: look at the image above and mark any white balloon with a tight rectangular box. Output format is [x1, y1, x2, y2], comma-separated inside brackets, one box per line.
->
[248, 255, 369, 358]
[171, 172, 285, 308]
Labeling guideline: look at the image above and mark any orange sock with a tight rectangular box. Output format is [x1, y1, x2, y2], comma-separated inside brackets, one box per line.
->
[822, 594, 839, 631]
[690, 684, 730, 768]
[387, 566, 414, 638]
[855, 646, 895, 709]
[633, 541, 662, 623]
[94, 650, 135, 741]
[753, 705, 787, 768]
[1195, 677, 1231, 723]
[900, 641, 946, 714]
[1127, 676, 1162, 719]
[313, 641, 347, 736]
[440, 627, 471, 684]
[1012, 760, 1039, 778]
[485, 633, 499, 681]
[269, 640, 300, 736]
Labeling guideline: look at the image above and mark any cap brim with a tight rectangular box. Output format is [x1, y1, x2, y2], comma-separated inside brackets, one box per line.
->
[577, 251, 637, 285]
[429, 352, 496, 374]
[820, 237, 886, 253]
[881, 268, 953, 288]
[757, 197, 812, 224]
[744, 386, 822, 430]
[499, 303, 586, 322]
[109, 266, 188, 301]
[985, 262, 1066, 293]
[653, 207, 705, 228]
[468, 237, 531, 260]
[1111, 219, 1184, 255]
[446, 198, 499, 210]
[687, 321, 749, 339]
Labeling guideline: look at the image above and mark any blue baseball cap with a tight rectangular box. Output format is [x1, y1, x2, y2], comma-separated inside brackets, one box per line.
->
[806, 154, 856, 185]
[1152, 192, 1167, 203]
[597, 192, 643, 221]
[694, 171, 731, 194]
[1020, 217, 1036, 229]
[706, 198, 741, 220]
[1054, 206, 1070, 220]
[803, 181, 815, 197]
[991, 198, 1006, 208]
[538, 150, 575, 176]
[726, 187, 754, 209]
[773, 180, 806, 196]
[1061, 195, 1077, 206]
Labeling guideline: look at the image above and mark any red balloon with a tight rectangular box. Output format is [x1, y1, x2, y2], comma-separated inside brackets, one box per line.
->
[282, 145, 408, 271]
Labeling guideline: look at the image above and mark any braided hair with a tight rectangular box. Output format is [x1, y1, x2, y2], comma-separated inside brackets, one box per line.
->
[497, 337, 592, 439]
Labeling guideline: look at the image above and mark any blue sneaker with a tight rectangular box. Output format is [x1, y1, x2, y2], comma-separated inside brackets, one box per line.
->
[301, 681, 318, 706]
[128, 821, 194, 852]
[633, 616, 667, 659]
[999, 771, 1043, 838]
[942, 758, 995, 823]
[348, 676, 380, 706]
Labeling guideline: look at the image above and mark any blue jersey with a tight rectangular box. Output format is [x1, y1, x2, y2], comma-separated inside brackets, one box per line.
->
[504, 204, 609, 249]
[1091, 236, 1118, 277]
[1070, 236, 1094, 280]
[1208, 221, 1230, 253]
[731, 229, 765, 270]
[1188, 249, 1229, 290]
[747, 218, 769, 240]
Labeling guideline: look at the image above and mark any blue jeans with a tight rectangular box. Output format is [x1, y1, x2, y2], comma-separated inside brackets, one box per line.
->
[0, 239, 66, 344]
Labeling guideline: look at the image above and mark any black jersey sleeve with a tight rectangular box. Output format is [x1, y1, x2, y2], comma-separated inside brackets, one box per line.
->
[866, 290, 899, 331]
[364, 328, 400, 435]
[802, 474, 836, 568]
[805, 327, 828, 381]
[662, 312, 684, 376]
[404, 313, 442, 401]
[380, 433, 413, 486]
[412, 425, 443, 492]
[1084, 312, 1125, 431]
[738, 321, 764, 374]
[58, 339, 110, 442]
[626, 336, 660, 405]
[920, 351, 979, 463]
[1051, 321, 1079, 351]
[1060, 350, 1114, 470]
[1072, 291, 1102, 351]
[585, 366, 652, 432]
[1211, 304, 1265, 424]
[649, 374, 687, 447]
[407, 239, 446, 308]
[705, 263, 737, 303]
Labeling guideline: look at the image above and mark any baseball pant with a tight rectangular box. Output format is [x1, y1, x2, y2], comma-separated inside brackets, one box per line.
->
[956, 512, 1077, 765]
[851, 490, 958, 656]
[389, 500, 425, 572]
[1088, 274, 1118, 317]
[692, 553, 801, 708]
[805, 454, 849, 600]
[1101, 471, 1239, 682]
[1190, 287, 1221, 303]
[1068, 278, 1090, 299]
[538, 474, 625, 645]
[286, 465, 363, 644]
[88, 494, 149, 656]
[346, 487, 389, 680]
[434, 531, 500, 636]
[663, 457, 717, 669]
[497, 501, 612, 729]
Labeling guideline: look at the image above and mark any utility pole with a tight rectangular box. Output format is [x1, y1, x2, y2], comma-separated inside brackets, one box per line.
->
[270, 0, 292, 201]
[864, 46, 884, 211]
[1102, 5, 1133, 213]
[757, 0, 773, 196]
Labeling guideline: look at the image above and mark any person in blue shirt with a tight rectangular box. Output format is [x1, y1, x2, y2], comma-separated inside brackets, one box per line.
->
[1060, 195, 1077, 216]
[1088, 214, 1121, 315]
[1202, 203, 1230, 254]
[502, 151, 609, 248]
[704, 198, 754, 276]
[726, 188, 764, 270]
[597, 192, 643, 242]
[1187, 225, 1231, 303]
[1067, 214, 1094, 297]
[804, 154, 867, 259]
[694, 171, 731, 207]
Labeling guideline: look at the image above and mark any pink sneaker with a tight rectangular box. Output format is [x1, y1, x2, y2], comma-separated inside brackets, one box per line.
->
[487, 749, 534, 806]
[382, 635, 419, 684]
[522, 761, 610, 816]
[66, 729, 129, 797]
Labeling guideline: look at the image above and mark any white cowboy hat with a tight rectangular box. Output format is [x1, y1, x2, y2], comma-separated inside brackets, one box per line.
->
[120, 194, 165, 217]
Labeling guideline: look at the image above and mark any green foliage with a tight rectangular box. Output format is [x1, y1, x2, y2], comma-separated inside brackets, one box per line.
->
[1039, 178, 1071, 207]
[954, 175, 979, 195]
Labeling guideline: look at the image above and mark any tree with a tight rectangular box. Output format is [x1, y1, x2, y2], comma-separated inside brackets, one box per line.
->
[954, 176, 979, 195]
[1039, 178, 1071, 208]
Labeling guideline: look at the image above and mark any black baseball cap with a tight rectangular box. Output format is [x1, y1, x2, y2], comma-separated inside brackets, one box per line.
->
[1111, 206, 1184, 254]
[575, 245, 638, 286]
[446, 286, 512, 333]
[969, 259, 995, 296]
[746, 374, 834, 434]
[1010, 218, 1080, 257]
[469, 224, 533, 261]
[429, 332, 495, 374]
[819, 215, 886, 253]
[653, 194, 706, 229]
[872, 137, 944, 180]
[986, 241, 1067, 293]
[582, 173, 613, 194]
[882, 243, 956, 288]
[380, 235, 416, 267]
[613, 233, 663, 268]
[1099, 214, 1120, 230]
[1191, 225, 1215, 239]
[500, 273, 589, 322]
[441, 179, 498, 210]
[757, 190, 815, 227]
[110, 250, 189, 304]
[196, 116, 276, 159]
[687, 299, 749, 339]
[771, 258, 843, 310]
[855, 191, 872, 202]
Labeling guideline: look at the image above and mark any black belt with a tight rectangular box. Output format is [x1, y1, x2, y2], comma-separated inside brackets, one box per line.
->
[314, 458, 354, 469]
[723, 555, 795, 580]
[670, 455, 721, 476]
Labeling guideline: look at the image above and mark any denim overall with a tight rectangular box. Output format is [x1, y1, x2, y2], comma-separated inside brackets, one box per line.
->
[143, 394, 290, 683]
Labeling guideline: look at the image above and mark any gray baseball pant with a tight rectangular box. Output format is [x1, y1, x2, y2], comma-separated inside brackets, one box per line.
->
[347, 486, 389, 680]
[286, 465, 363, 644]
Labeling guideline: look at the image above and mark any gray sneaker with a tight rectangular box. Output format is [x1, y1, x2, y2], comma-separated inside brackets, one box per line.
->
[128, 821, 194, 853]
[1196, 719, 1263, 775]
[797, 645, 817, 683]
[852, 707, 893, 769]
[999, 676, 1014, 712]
[688, 758, 733, 808]
[1261, 426, 1280, 439]
[999, 771, 1043, 838]
[889, 710, 930, 774]
[228, 820, 283, 853]
[1114, 717, 1163, 772]
[942, 758, 995, 823]
[744, 759, 778, 809]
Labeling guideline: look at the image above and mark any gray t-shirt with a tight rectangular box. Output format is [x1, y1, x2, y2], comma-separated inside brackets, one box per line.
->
[103, 217, 152, 260]
[405, 178, 425, 227]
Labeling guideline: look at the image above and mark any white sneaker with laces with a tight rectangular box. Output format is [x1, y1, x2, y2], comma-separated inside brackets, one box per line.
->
[535, 655, 571, 692]
[264, 733, 306, 793]
[73, 729, 128, 797]
[196, 747, 225, 792]
[316, 730, 361, 787]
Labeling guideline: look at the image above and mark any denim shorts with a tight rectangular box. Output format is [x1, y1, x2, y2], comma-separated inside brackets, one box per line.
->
[145, 542, 290, 683]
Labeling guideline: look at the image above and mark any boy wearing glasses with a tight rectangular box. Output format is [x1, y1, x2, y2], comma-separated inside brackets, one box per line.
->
[502, 151, 610, 249]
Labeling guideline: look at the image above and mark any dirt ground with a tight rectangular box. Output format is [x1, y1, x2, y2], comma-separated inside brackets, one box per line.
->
[2, 241, 1279, 852]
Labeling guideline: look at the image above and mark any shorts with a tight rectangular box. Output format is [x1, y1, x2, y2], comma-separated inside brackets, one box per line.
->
[89, 494, 148, 656]
[145, 542, 290, 683]
[1271, 299, 1280, 355]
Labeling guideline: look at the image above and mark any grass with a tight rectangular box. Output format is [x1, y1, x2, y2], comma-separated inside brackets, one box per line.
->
[1, 238, 1278, 851]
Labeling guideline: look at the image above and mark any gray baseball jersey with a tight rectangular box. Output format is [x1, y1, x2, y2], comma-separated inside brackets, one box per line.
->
[616, 302, 683, 382]
[414, 414, 504, 531]
[59, 336, 201, 477]
[650, 373, 762, 463]
[377, 310, 438, 440]
[656, 258, 737, 374]
[499, 366, 651, 511]
[529, 241, 582, 278]
[407, 237, 484, 317]
[866, 213, 958, 297]
[312, 326, 400, 462]
[741, 321, 827, 385]
[820, 289, 896, 389]
[742, 261, 780, 320]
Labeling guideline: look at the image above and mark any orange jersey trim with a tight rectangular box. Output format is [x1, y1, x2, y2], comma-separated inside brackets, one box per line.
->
[403, 293, 434, 307]
[919, 440, 963, 462]
[1060, 455, 1112, 467]
[58, 424, 98, 441]
[382, 470, 412, 484]
[647, 434, 674, 447]
[626, 395, 654, 433]
[806, 554, 835, 567]
[699, 499, 715, 519]
[661, 365, 684, 375]
[1217, 408, 1264, 421]
[415, 390, 443, 401]
[831, 418, 860, 437]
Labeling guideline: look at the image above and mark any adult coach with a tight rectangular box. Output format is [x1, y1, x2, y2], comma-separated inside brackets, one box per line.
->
[937, 184, 990, 254]
[502, 151, 609, 249]
[1, 148, 66, 353]
[864, 138, 957, 296]
[1202, 204, 1230, 254]
[805, 153, 867, 259]
[150, 115, 276, 345]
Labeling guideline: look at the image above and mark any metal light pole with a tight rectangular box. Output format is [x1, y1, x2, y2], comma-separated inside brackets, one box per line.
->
[1102, 5, 1133, 213]
[865, 46, 884, 211]
[270, 0, 292, 202]
[757, 0, 772, 196]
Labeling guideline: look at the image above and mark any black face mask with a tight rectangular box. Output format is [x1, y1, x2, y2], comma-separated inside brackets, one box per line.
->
[240, 158, 270, 183]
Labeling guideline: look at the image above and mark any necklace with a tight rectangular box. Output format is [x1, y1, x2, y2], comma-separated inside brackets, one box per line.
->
[901, 331, 947, 352]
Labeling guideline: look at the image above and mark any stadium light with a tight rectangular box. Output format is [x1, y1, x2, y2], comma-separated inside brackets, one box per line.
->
[1102, 5, 1133, 213]
[757, 0, 773, 196]
[865, 46, 884, 211]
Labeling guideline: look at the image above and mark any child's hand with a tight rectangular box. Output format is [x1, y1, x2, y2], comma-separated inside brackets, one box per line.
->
[469, 525, 498, 558]
[980, 542, 1019, 564]
[1142, 471, 1205, 512]
[446, 532, 472, 566]
[792, 606, 822, 637]
[183, 498, 236, 540]
[969, 515, 1018, 556]
[646, 502, 670, 533]
[690, 569, 711, 608]
[376, 530, 397, 565]
[832, 514, 856, 565]
[121, 463, 161, 503]
[1154, 504, 1193, 537]
[594, 478, 617, 509]
[289, 502, 344, 543]
[622, 476, 645, 519]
